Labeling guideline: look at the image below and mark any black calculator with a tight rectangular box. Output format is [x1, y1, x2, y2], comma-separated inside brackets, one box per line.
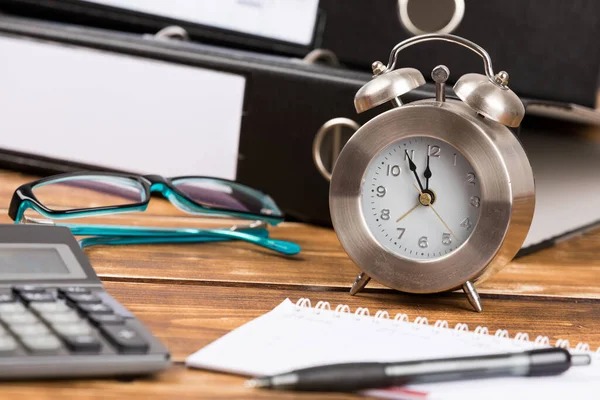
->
[0, 225, 170, 379]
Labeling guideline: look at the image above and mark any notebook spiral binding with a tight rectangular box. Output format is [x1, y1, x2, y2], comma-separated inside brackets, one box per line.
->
[295, 298, 599, 356]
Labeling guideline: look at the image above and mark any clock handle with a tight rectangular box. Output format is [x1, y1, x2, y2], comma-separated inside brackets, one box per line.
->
[312, 118, 361, 182]
[383, 33, 498, 85]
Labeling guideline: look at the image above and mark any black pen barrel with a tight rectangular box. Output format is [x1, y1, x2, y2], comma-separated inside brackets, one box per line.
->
[259, 348, 588, 392]
[274, 363, 389, 392]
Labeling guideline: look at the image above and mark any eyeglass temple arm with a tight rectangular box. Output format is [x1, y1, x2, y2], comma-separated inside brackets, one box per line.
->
[59, 222, 301, 255]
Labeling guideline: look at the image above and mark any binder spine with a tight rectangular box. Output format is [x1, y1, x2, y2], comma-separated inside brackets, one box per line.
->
[294, 298, 599, 355]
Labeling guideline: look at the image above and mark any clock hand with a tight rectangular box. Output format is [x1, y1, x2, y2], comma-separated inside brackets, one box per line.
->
[424, 155, 432, 190]
[429, 205, 458, 240]
[405, 150, 425, 192]
[412, 184, 457, 240]
[395, 202, 420, 223]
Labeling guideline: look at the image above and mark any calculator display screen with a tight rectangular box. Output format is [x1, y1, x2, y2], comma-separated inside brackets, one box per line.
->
[0, 244, 86, 280]
[0, 248, 69, 274]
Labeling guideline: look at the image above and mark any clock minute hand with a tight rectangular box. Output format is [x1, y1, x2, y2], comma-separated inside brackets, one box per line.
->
[405, 150, 425, 192]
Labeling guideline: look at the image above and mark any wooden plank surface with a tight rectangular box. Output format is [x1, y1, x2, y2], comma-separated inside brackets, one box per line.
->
[1, 169, 599, 399]
[4, 281, 600, 399]
[2, 171, 600, 299]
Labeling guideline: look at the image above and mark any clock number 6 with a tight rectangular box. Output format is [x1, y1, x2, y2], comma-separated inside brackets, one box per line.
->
[418, 236, 428, 248]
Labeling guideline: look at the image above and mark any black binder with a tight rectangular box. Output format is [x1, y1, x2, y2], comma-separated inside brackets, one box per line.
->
[0, 14, 597, 256]
[2, 0, 599, 106]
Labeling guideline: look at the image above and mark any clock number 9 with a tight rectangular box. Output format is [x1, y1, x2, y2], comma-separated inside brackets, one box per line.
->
[386, 165, 401, 176]
[376, 186, 386, 197]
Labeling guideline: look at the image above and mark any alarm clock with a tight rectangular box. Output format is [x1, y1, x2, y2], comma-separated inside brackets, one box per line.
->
[328, 34, 535, 312]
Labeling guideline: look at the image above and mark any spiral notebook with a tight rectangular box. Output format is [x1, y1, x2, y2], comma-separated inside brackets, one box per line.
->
[186, 298, 600, 399]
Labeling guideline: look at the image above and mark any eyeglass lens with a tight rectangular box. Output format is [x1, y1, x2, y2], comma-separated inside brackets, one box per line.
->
[32, 175, 146, 211]
[170, 178, 281, 217]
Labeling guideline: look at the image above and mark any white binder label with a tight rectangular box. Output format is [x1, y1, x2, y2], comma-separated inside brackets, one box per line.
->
[0, 35, 245, 179]
[85, 0, 320, 45]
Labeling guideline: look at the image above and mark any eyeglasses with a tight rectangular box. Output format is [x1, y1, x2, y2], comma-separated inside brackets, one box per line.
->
[9, 172, 300, 255]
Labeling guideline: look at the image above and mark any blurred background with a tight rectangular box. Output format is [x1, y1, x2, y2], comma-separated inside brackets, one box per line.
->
[0, 0, 598, 255]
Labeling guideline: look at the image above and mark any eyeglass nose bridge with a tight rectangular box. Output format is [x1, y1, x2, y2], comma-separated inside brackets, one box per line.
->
[143, 175, 173, 197]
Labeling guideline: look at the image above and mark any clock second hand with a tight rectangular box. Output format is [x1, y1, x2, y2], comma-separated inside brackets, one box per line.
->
[411, 184, 458, 240]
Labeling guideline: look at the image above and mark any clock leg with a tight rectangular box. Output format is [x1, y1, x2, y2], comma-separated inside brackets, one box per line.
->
[349, 272, 371, 295]
[462, 281, 483, 312]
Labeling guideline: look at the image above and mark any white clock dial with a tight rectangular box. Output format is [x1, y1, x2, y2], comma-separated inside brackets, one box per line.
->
[361, 137, 482, 261]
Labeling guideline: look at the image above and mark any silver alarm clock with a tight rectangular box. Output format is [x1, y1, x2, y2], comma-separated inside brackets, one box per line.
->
[326, 34, 535, 312]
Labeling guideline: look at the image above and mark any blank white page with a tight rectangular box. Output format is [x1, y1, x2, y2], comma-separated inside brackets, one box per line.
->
[0, 35, 245, 179]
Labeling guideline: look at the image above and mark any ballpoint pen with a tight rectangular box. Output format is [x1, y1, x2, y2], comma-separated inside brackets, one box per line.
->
[245, 348, 591, 392]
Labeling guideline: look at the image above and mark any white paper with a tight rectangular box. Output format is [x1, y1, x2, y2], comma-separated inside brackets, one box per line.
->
[84, 0, 320, 45]
[0, 35, 245, 179]
[186, 298, 600, 399]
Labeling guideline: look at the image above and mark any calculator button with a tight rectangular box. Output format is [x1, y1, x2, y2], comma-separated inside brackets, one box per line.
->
[63, 335, 102, 353]
[21, 335, 62, 353]
[0, 302, 26, 314]
[30, 302, 71, 314]
[65, 293, 101, 304]
[58, 287, 90, 297]
[20, 292, 55, 303]
[0, 292, 15, 303]
[77, 303, 112, 315]
[100, 325, 148, 354]
[1, 311, 39, 325]
[0, 336, 18, 355]
[88, 313, 125, 326]
[42, 311, 82, 325]
[13, 286, 47, 294]
[10, 323, 51, 337]
[53, 322, 92, 337]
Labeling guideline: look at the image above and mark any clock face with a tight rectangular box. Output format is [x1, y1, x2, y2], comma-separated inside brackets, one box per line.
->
[361, 137, 482, 261]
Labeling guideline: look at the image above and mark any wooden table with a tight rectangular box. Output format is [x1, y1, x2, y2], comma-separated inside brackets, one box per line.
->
[1, 170, 599, 399]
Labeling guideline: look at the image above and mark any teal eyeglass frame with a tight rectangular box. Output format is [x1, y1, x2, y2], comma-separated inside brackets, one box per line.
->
[8, 172, 300, 255]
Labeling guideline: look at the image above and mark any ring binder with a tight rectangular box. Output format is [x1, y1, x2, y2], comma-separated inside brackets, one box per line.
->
[374, 310, 390, 321]
[515, 332, 530, 342]
[474, 326, 489, 336]
[333, 304, 350, 316]
[292, 298, 597, 354]
[434, 320, 449, 329]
